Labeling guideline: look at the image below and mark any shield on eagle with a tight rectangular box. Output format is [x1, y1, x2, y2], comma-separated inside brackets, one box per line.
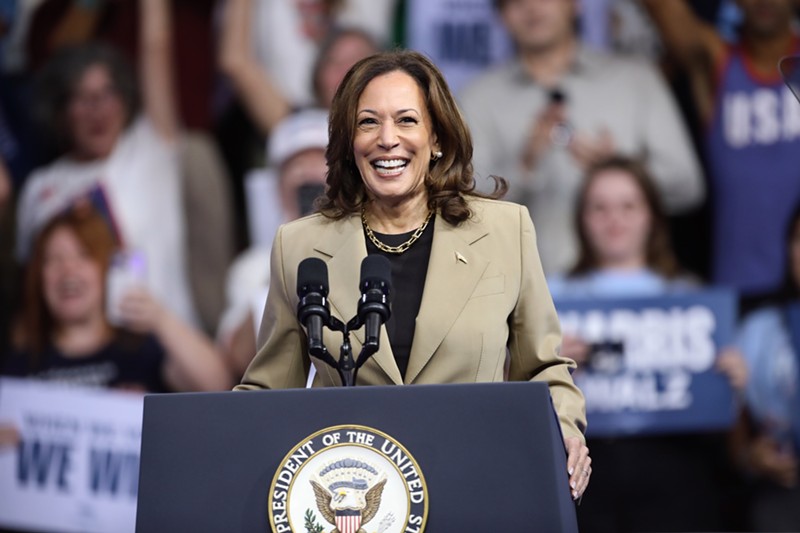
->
[334, 509, 361, 533]
[310, 458, 387, 533]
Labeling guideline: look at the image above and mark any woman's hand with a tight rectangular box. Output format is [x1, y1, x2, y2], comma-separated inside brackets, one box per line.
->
[0, 424, 20, 447]
[116, 286, 167, 334]
[564, 436, 591, 501]
[561, 334, 591, 366]
[715, 347, 748, 392]
[747, 434, 798, 488]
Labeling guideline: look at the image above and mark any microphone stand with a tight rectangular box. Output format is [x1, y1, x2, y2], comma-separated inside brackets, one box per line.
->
[334, 316, 356, 388]
[344, 316, 380, 387]
[307, 315, 356, 387]
[307, 316, 379, 387]
[351, 345, 378, 387]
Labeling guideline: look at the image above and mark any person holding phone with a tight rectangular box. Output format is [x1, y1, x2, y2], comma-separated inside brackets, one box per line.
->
[2, 207, 231, 393]
[459, 0, 704, 276]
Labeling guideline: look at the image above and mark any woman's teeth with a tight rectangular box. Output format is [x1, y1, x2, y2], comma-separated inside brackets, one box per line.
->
[59, 278, 83, 296]
[373, 159, 408, 174]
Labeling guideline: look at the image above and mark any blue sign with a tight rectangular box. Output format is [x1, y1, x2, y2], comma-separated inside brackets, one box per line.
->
[554, 290, 738, 437]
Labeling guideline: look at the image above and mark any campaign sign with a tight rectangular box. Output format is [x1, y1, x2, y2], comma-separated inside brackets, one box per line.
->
[0, 378, 143, 533]
[406, 0, 513, 93]
[554, 290, 738, 437]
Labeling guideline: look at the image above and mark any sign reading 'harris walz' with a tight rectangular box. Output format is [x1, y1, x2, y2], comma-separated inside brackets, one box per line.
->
[269, 425, 428, 533]
[554, 289, 738, 437]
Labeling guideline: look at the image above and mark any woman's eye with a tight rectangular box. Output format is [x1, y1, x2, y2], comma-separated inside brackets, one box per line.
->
[358, 117, 378, 126]
[399, 116, 418, 124]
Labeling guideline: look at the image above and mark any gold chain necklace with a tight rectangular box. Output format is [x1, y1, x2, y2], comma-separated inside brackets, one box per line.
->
[362, 208, 433, 254]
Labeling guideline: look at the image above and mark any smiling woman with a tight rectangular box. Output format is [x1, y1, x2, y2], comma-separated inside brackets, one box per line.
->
[320, 51, 498, 227]
[236, 49, 593, 502]
[351, 71, 439, 224]
[3, 207, 231, 393]
[571, 156, 681, 280]
[546, 157, 695, 305]
[545, 155, 751, 533]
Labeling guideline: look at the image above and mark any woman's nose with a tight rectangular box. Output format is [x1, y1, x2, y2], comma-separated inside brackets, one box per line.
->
[377, 123, 399, 149]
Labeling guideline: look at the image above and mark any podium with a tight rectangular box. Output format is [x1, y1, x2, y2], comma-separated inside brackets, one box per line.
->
[136, 382, 578, 532]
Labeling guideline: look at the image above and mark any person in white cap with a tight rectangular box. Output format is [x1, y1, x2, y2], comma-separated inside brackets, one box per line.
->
[217, 108, 330, 379]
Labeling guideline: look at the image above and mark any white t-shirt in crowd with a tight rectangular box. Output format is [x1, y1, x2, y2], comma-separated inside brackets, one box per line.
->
[252, 0, 397, 108]
[16, 116, 199, 326]
[253, 0, 317, 108]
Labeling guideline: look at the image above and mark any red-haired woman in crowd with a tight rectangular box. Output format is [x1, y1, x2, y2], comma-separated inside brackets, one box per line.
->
[3, 207, 230, 393]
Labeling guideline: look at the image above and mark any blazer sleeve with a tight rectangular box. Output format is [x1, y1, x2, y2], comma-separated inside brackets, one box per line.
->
[506, 205, 587, 442]
[235, 224, 310, 390]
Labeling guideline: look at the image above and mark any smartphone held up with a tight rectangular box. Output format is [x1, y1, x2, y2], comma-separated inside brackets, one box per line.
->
[106, 250, 147, 326]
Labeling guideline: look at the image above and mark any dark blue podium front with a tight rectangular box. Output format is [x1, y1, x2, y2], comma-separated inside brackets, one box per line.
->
[136, 381, 578, 532]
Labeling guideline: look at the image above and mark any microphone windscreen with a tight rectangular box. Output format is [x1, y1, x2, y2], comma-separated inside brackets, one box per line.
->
[360, 255, 392, 290]
[297, 257, 329, 296]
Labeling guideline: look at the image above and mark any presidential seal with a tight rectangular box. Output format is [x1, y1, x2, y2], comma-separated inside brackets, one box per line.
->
[268, 425, 428, 533]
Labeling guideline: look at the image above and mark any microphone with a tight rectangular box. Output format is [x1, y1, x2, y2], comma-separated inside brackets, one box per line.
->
[357, 255, 392, 351]
[296, 258, 330, 352]
[295, 255, 391, 387]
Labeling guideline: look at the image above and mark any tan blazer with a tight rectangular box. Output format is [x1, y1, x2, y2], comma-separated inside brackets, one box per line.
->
[237, 197, 586, 440]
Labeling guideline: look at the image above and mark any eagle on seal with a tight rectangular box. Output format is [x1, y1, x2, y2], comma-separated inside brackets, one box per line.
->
[310, 476, 387, 533]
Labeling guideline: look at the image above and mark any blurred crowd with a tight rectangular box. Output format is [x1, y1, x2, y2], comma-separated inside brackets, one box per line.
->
[1, 0, 800, 531]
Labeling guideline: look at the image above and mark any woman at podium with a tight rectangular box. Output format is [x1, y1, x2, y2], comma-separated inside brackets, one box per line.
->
[236, 50, 591, 501]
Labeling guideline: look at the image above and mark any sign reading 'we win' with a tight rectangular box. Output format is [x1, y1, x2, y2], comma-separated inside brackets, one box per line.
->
[554, 290, 738, 437]
[0, 378, 142, 533]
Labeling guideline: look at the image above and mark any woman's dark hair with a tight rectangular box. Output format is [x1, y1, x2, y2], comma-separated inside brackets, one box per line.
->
[570, 155, 680, 278]
[20, 207, 120, 357]
[35, 43, 139, 155]
[318, 49, 506, 226]
[311, 27, 380, 106]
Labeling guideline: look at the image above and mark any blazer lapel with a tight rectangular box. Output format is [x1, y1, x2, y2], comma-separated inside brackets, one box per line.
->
[404, 214, 490, 384]
[313, 216, 403, 385]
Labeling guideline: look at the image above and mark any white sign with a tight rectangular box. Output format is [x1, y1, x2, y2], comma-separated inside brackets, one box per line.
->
[0, 378, 143, 533]
[406, 0, 514, 94]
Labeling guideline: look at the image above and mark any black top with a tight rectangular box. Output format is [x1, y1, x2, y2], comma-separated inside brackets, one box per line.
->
[2, 333, 169, 393]
[364, 217, 435, 379]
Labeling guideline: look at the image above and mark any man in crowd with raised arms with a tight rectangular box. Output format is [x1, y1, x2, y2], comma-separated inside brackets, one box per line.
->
[640, 0, 800, 297]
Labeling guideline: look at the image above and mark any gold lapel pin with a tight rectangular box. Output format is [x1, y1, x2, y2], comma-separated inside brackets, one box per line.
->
[455, 251, 468, 264]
